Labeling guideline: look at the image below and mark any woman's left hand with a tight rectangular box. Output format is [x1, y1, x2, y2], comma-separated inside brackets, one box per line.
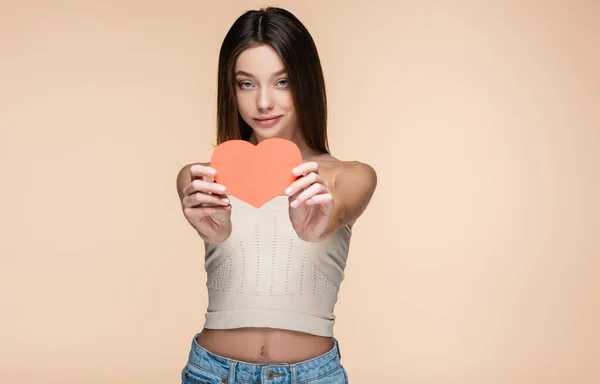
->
[285, 161, 334, 242]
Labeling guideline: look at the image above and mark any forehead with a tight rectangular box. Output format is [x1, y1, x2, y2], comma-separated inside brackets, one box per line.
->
[235, 44, 286, 73]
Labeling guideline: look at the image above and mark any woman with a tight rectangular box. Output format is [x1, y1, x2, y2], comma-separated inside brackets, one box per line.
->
[176, 7, 376, 384]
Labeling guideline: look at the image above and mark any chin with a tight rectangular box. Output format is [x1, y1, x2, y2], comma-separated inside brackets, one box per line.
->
[251, 125, 288, 140]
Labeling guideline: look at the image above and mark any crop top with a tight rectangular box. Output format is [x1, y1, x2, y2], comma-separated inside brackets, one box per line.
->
[202, 194, 353, 337]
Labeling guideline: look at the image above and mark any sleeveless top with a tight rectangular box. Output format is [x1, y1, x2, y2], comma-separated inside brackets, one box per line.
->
[202, 195, 353, 337]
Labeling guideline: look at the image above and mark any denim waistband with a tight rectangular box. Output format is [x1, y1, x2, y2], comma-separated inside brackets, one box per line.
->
[186, 332, 342, 383]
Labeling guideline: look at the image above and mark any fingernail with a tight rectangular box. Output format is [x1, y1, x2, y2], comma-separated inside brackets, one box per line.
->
[221, 198, 229, 204]
[217, 185, 226, 192]
[208, 168, 216, 175]
[290, 200, 298, 208]
[285, 187, 292, 195]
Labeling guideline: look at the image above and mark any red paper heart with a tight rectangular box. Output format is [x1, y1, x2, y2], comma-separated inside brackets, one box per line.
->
[210, 138, 303, 208]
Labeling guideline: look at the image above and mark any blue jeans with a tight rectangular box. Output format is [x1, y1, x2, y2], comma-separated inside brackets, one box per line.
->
[181, 332, 349, 384]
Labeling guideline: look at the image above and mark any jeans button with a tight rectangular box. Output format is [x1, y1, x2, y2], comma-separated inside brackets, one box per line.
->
[267, 371, 275, 380]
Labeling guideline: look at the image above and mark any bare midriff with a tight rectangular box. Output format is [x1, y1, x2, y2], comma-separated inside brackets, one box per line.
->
[195, 327, 334, 364]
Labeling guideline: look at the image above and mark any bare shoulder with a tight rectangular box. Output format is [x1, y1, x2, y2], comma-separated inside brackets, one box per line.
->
[310, 153, 377, 185]
[335, 161, 377, 197]
[182, 161, 211, 170]
[310, 153, 377, 226]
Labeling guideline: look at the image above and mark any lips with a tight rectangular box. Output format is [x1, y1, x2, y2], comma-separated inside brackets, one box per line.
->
[253, 115, 282, 128]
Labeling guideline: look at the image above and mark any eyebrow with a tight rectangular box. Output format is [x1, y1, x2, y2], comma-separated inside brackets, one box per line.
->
[235, 69, 287, 78]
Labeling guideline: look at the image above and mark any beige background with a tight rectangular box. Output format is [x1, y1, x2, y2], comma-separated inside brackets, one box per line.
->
[1, 0, 599, 383]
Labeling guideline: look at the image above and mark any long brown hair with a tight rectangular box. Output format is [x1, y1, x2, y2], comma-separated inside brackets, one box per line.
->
[215, 7, 329, 154]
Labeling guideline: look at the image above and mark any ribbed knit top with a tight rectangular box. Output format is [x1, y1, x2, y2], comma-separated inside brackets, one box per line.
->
[202, 195, 353, 337]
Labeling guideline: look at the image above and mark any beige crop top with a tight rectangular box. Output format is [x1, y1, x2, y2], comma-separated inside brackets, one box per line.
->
[202, 194, 353, 337]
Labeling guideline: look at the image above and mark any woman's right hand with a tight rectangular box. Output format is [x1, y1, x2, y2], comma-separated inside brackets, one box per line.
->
[180, 164, 232, 243]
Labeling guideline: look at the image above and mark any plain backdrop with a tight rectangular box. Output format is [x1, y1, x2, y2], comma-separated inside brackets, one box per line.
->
[1, 1, 599, 383]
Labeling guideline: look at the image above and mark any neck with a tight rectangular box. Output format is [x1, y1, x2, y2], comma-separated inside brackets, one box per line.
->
[248, 130, 320, 160]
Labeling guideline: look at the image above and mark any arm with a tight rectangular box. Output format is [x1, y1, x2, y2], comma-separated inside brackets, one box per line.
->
[176, 162, 208, 200]
[176, 162, 233, 244]
[321, 161, 377, 240]
[285, 160, 378, 242]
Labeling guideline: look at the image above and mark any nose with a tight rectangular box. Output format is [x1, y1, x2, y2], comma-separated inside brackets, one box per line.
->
[256, 87, 274, 111]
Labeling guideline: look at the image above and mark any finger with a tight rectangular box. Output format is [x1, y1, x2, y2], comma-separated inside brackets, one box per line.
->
[285, 172, 323, 194]
[183, 179, 227, 197]
[305, 193, 333, 206]
[190, 164, 217, 180]
[183, 192, 230, 208]
[292, 161, 319, 177]
[285, 172, 326, 197]
[290, 183, 328, 208]
[184, 205, 231, 218]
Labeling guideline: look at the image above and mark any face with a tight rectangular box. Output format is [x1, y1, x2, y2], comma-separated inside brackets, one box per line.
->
[234, 44, 298, 141]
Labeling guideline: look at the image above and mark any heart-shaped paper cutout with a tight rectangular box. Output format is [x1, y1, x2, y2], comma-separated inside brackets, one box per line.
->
[210, 138, 303, 208]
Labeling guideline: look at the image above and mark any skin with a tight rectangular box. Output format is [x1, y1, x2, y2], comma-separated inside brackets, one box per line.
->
[176, 44, 377, 363]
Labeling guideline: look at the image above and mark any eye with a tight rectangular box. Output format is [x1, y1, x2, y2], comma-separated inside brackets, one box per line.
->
[238, 81, 254, 89]
[276, 79, 289, 87]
